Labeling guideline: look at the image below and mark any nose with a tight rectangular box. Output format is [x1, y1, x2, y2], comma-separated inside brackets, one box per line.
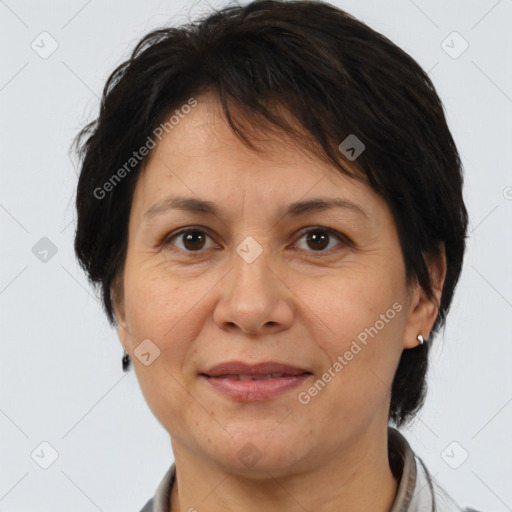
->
[213, 246, 294, 336]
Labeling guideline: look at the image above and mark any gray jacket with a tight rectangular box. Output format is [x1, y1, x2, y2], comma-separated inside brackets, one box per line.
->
[140, 428, 482, 512]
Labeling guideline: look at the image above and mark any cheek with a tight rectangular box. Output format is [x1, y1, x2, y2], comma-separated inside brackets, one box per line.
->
[295, 267, 406, 411]
[124, 255, 185, 329]
[123, 265, 216, 373]
[123, 271, 205, 434]
[297, 263, 405, 347]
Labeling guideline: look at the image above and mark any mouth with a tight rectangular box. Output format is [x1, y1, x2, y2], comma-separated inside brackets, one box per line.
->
[207, 373, 307, 380]
[199, 361, 313, 401]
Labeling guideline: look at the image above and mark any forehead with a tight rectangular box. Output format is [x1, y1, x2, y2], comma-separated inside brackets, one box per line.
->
[131, 92, 383, 220]
[150, 92, 330, 169]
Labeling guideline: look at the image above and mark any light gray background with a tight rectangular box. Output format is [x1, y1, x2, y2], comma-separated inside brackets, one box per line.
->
[1, 0, 511, 510]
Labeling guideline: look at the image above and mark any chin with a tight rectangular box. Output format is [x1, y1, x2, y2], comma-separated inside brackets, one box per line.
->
[201, 429, 308, 478]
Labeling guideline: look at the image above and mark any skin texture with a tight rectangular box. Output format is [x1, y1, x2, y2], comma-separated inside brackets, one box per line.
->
[113, 91, 446, 512]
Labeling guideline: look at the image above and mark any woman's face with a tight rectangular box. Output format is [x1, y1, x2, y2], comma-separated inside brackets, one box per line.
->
[114, 92, 440, 475]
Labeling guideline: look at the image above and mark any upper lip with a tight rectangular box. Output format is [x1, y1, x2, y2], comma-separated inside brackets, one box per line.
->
[201, 361, 312, 377]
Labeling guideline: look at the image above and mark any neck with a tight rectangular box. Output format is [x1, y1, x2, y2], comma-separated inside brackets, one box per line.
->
[169, 427, 398, 512]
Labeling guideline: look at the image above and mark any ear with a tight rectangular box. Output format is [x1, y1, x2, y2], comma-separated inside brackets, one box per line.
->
[402, 243, 447, 349]
[111, 277, 131, 351]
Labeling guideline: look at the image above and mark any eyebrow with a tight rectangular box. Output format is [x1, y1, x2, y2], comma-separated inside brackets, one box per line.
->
[143, 195, 368, 222]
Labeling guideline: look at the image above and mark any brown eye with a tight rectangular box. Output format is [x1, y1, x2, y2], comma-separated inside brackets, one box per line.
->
[181, 230, 207, 251]
[294, 228, 347, 254]
[305, 230, 330, 250]
[164, 229, 215, 253]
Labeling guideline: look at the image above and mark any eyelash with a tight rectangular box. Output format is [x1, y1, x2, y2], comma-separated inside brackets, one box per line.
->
[160, 226, 351, 257]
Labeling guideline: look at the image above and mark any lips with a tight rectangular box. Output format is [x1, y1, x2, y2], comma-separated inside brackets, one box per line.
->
[200, 361, 312, 401]
[201, 361, 311, 378]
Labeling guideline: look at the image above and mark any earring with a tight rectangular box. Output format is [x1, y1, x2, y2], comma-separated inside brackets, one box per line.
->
[417, 334, 424, 345]
[122, 349, 131, 371]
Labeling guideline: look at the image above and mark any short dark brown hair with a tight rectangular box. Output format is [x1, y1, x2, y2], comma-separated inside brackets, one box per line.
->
[73, 0, 468, 427]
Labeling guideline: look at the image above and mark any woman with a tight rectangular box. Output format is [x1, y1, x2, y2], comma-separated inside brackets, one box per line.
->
[73, 1, 481, 510]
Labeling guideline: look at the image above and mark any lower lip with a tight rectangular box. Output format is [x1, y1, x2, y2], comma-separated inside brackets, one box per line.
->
[200, 374, 311, 401]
